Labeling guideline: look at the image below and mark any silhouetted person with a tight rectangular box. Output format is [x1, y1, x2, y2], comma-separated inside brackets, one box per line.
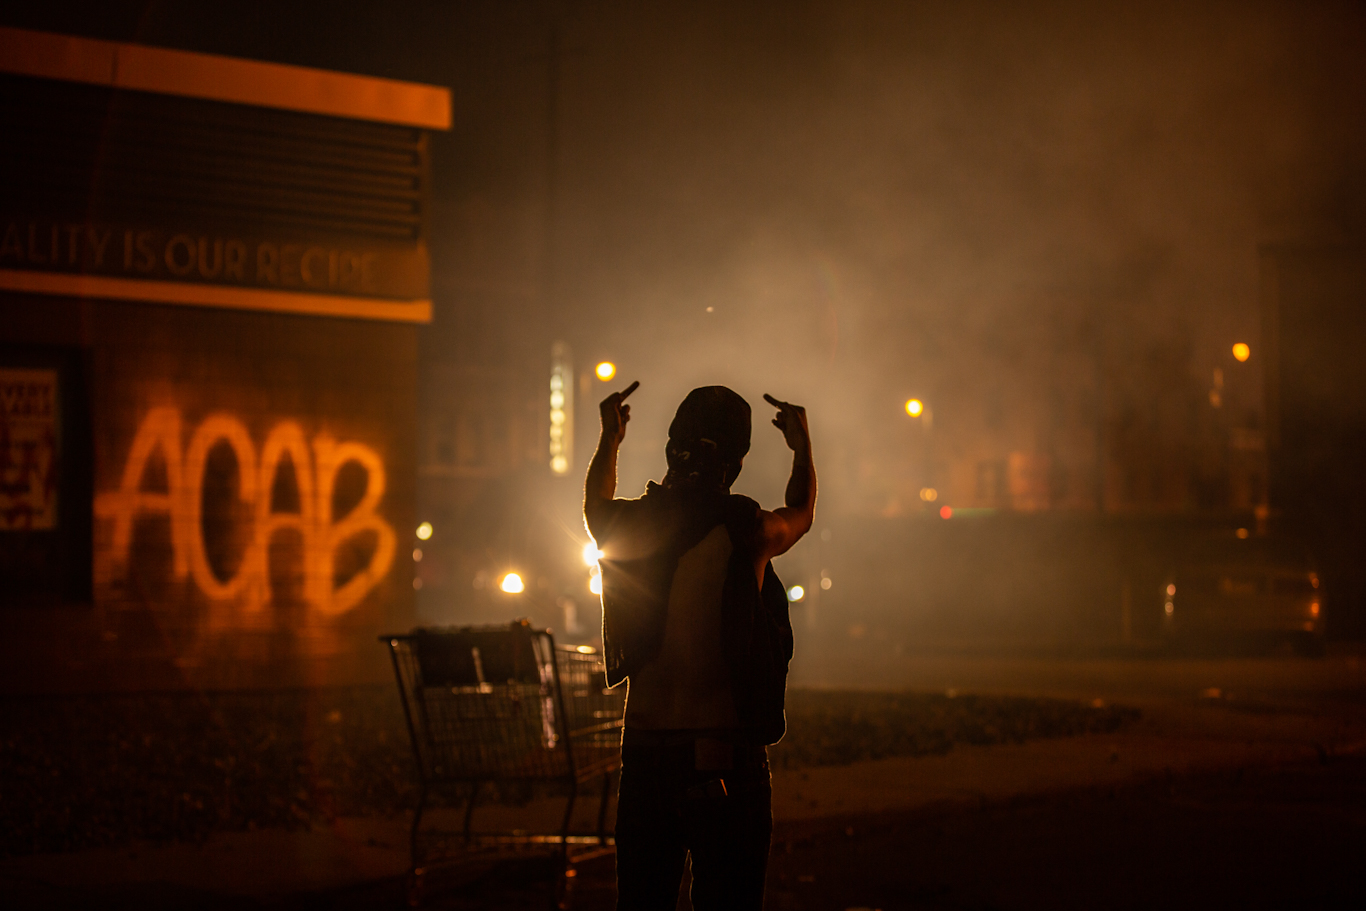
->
[584, 383, 816, 911]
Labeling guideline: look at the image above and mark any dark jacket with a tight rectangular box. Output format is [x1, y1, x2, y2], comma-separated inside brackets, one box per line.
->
[594, 482, 794, 744]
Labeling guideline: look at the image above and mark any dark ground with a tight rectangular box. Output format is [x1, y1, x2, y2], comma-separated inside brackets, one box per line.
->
[0, 686, 1135, 857]
[5, 674, 1362, 910]
[347, 754, 1366, 911]
[758, 755, 1366, 911]
[429, 755, 1366, 911]
[9, 752, 1362, 910]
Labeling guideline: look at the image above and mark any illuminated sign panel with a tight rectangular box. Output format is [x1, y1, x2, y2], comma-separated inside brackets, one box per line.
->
[0, 220, 427, 300]
[0, 25, 452, 129]
[549, 342, 573, 475]
[0, 61, 439, 322]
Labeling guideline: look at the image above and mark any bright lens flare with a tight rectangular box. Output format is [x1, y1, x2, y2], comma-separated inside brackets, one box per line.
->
[787, 585, 805, 602]
[582, 542, 603, 566]
[905, 398, 924, 417]
[415, 522, 433, 540]
[919, 487, 938, 502]
[589, 573, 603, 595]
[595, 362, 616, 381]
[1232, 343, 1250, 362]
[500, 572, 525, 594]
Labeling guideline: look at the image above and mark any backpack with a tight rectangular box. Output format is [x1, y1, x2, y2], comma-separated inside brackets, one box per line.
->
[722, 497, 795, 745]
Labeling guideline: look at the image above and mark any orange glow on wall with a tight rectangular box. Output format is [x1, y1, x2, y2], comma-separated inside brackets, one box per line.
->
[94, 407, 396, 618]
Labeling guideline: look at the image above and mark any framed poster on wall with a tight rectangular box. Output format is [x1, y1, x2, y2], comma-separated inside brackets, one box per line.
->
[0, 366, 59, 531]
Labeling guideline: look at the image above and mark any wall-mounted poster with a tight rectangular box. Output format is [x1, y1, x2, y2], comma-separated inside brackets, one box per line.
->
[0, 367, 59, 530]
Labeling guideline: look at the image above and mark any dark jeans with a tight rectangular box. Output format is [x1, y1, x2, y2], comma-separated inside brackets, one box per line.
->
[614, 738, 772, 911]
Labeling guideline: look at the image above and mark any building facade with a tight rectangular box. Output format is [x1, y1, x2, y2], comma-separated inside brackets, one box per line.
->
[0, 27, 449, 691]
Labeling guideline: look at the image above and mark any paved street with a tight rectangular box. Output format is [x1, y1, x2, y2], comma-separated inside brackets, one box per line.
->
[798, 647, 1366, 707]
[4, 649, 1363, 909]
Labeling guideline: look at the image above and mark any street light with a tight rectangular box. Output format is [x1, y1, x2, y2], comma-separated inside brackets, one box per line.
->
[596, 361, 616, 381]
[1232, 343, 1250, 362]
[550, 342, 573, 476]
[905, 398, 923, 417]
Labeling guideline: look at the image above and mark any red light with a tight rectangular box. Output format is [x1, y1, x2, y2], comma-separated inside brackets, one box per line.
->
[939, 505, 952, 519]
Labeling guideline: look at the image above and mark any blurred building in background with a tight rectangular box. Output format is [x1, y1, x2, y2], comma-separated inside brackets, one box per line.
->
[0, 2, 1358, 657]
[1261, 244, 1366, 638]
[0, 27, 449, 691]
[859, 302, 1269, 520]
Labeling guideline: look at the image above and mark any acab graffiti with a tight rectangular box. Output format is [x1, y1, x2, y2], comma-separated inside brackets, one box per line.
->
[95, 409, 396, 616]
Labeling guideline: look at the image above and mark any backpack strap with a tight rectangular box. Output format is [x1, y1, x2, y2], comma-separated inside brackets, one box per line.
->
[721, 494, 794, 744]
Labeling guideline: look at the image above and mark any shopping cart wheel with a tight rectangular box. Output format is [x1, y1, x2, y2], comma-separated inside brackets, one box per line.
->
[406, 867, 426, 908]
[553, 861, 576, 910]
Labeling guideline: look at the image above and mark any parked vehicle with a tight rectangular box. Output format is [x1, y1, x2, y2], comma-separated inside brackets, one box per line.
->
[1161, 532, 1324, 655]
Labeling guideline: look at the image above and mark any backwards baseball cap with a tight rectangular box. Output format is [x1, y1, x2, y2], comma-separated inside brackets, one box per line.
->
[667, 386, 751, 466]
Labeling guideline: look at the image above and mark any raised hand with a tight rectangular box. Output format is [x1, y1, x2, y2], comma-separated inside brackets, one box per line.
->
[600, 380, 639, 446]
[763, 393, 810, 453]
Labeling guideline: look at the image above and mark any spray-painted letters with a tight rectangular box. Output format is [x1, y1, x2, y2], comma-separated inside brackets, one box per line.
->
[95, 408, 396, 616]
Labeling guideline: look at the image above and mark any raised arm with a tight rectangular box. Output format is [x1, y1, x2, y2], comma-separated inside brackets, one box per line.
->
[756, 394, 816, 565]
[584, 380, 639, 538]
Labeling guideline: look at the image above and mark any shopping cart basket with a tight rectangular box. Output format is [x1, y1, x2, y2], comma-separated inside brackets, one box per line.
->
[381, 620, 624, 902]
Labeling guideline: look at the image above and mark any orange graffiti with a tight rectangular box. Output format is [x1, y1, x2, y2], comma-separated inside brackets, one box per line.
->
[95, 408, 396, 616]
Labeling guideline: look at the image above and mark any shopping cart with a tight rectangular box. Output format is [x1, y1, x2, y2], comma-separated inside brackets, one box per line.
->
[381, 621, 624, 904]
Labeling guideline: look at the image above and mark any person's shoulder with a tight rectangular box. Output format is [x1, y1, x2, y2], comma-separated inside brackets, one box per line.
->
[726, 492, 761, 513]
[724, 493, 763, 535]
[627, 481, 669, 511]
[601, 484, 669, 525]
[586, 489, 650, 540]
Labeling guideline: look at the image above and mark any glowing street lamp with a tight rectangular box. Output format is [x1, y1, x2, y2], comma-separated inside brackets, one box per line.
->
[550, 342, 573, 476]
[596, 361, 616, 381]
[905, 398, 924, 417]
[1232, 343, 1250, 362]
[500, 572, 525, 594]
